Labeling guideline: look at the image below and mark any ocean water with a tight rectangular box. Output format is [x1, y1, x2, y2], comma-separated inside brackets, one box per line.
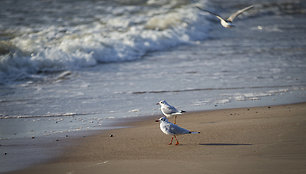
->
[1, 0, 306, 172]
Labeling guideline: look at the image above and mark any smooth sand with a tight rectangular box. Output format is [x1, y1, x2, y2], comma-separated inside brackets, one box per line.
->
[7, 103, 306, 174]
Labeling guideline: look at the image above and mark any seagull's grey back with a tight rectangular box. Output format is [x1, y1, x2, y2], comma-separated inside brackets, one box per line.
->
[161, 105, 178, 115]
[160, 121, 190, 135]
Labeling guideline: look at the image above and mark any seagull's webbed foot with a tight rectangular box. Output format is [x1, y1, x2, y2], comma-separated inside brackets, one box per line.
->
[169, 136, 174, 145]
[174, 135, 179, 145]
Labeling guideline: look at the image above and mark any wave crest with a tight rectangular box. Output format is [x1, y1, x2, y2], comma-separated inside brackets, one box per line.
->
[0, 0, 211, 82]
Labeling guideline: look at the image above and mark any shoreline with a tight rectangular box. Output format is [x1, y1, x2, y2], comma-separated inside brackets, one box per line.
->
[1, 0, 306, 173]
[5, 102, 306, 174]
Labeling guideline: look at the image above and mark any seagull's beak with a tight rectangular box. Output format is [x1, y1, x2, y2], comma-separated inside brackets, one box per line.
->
[155, 120, 160, 122]
[156, 102, 160, 105]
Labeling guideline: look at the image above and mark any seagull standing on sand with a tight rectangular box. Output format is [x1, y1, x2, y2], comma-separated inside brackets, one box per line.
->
[196, 5, 254, 28]
[156, 100, 185, 124]
[156, 117, 200, 145]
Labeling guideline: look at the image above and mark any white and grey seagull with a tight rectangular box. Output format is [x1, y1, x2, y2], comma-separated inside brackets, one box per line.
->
[156, 100, 185, 124]
[196, 5, 254, 28]
[156, 117, 200, 145]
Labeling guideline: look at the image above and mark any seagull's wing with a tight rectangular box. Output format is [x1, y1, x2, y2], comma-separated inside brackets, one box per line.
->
[196, 6, 226, 22]
[227, 5, 253, 22]
[168, 123, 191, 135]
[161, 105, 179, 115]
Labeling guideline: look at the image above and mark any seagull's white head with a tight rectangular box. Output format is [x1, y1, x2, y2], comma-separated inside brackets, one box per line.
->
[155, 117, 168, 123]
[156, 100, 168, 106]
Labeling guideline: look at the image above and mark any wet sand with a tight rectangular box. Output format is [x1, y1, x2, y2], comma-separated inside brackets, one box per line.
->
[6, 103, 306, 174]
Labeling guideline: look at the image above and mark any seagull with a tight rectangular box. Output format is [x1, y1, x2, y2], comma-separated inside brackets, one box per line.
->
[155, 117, 200, 145]
[156, 100, 186, 124]
[196, 5, 254, 28]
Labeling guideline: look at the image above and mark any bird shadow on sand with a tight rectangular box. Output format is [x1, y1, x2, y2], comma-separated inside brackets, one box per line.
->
[199, 143, 252, 146]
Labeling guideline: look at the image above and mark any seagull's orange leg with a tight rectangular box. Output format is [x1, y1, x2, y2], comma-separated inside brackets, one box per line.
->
[169, 136, 174, 145]
[174, 135, 179, 145]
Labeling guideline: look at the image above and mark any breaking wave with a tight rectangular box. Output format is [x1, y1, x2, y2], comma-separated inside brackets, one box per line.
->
[0, 0, 211, 82]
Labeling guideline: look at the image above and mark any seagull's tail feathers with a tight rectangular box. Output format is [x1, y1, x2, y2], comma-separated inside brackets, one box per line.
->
[174, 110, 185, 115]
[189, 131, 200, 134]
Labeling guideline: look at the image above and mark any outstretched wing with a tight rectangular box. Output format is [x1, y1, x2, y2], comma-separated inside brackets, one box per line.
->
[196, 6, 226, 22]
[227, 5, 253, 22]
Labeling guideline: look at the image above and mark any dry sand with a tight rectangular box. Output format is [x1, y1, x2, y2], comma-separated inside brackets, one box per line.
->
[7, 103, 306, 174]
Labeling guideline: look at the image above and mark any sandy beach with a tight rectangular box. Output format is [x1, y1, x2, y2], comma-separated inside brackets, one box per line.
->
[6, 103, 306, 174]
[1, 0, 306, 173]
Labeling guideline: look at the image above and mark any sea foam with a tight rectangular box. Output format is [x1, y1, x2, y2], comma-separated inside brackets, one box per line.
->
[0, 0, 210, 83]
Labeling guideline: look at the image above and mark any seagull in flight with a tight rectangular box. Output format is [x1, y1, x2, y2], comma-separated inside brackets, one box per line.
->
[196, 5, 254, 28]
[156, 100, 185, 124]
[156, 117, 200, 145]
